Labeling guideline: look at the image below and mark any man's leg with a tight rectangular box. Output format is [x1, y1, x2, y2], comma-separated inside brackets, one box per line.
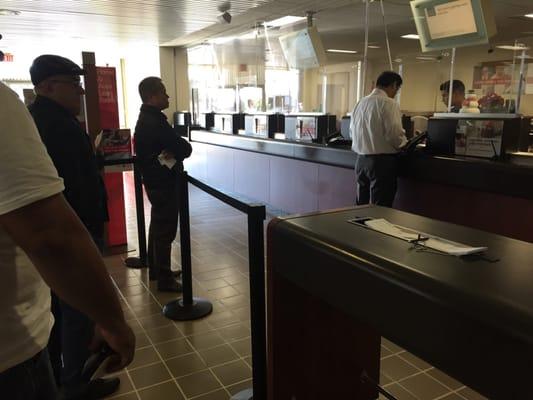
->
[0, 349, 58, 400]
[369, 155, 398, 207]
[355, 155, 371, 205]
[146, 185, 180, 292]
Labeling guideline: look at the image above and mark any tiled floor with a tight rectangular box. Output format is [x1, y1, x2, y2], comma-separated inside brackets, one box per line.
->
[101, 175, 487, 400]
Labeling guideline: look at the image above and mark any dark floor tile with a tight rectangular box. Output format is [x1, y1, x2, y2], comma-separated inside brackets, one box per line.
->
[128, 346, 160, 370]
[381, 355, 420, 381]
[165, 353, 207, 378]
[138, 381, 184, 400]
[145, 325, 183, 344]
[211, 360, 251, 386]
[399, 372, 450, 399]
[128, 362, 171, 389]
[427, 368, 464, 390]
[155, 338, 193, 360]
[199, 344, 239, 367]
[177, 369, 222, 398]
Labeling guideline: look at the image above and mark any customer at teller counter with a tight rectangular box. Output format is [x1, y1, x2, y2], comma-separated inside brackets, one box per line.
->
[0, 81, 135, 400]
[440, 79, 465, 113]
[350, 71, 407, 207]
[134, 77, 192, 292]
[28, 54, 120, 400]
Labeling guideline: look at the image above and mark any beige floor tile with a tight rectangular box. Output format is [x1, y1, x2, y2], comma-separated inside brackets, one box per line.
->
[128, 346, 161, 370]
[128, 362, 172, 389]
[427, 368, 464, 390]
[155, 338, 194, 360]
[138, 313, 173, 330]
[458, 387, 488, 400]
[399, 352, 433, 371]
[175, 320, 213, 336]
[199, 344, 239, 367]
[229, 337, 251, 357]
[134, 331, 152, 349]
[225, 379, 253, 395]
[440, 394, 467, 400]
[131, 303, 163, 319]
[223, 274, 248, 285]
[399, 372, 450, 399]
[201, 279, 230, 290]
[177, 369, 222, 398]
[381, 355, 420, 381]
[382, 383, 418, 400]
[138, 381, 184, 400]
[219, 295, 249, 309]
[243, 356, 252, 368]
[381, 337, 404, 354]
[145, 325, 183, 344]
[166, 353, 207, 378]
[208, 286, 240, 300]
[380, 345, 392, 359]
[211, 360, 252, 386]
[206, 311, 240, 329]
[187, 331, 226, 351]
[217, 324, 250, 341]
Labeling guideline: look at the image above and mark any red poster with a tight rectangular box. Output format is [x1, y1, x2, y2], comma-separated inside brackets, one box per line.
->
[96, 67, 120, 129]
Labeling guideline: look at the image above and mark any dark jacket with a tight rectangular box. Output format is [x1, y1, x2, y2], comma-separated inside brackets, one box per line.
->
[28, 95, 108, 230]
[134, 104, 192, 188]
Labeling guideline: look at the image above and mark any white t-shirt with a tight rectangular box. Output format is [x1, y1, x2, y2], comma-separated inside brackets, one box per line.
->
[0, 82, 64, 372]
[350, 88, 407, 155]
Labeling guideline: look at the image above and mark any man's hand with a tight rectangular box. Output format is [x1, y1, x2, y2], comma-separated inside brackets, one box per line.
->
[96, 321, 136, 373]
[161, 149, 175, 160]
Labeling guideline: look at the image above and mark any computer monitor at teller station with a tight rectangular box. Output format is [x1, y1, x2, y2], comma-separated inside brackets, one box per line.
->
[340, 117, 351, 139]
[427, 118, 458, 155]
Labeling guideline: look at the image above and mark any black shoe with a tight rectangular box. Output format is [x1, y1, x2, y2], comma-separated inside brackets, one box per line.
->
[157, 278, 182, 292]
[61, 377, 120, 400]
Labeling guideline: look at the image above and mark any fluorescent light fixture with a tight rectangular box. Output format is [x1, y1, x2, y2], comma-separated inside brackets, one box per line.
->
[416, 56, 437, 60]
[401, 34, 420, 39]
[525, 13, 533, 18]
[0, 9, 20, 15]
[266, 16, 306, 27]
[327, 49, 357, 54]
[239, 31, 258, 40]
[496, 45, 530, 51]
[367, 45, 381, 49]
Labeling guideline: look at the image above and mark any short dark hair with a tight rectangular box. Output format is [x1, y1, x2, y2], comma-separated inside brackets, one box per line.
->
[138, 77, 164, 102]
[376, 71, 403, 88]
[440, 80, 465, 94]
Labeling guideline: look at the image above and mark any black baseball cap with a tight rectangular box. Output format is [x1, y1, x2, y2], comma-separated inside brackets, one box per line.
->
[29, 54, 85, 86]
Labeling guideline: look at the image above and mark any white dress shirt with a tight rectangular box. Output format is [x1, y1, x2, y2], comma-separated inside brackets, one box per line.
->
[350, 88, 407, 155]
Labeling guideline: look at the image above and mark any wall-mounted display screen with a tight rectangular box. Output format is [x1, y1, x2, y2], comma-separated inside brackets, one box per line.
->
[279, 27, 327, 70]
[411, 0, 496, 52]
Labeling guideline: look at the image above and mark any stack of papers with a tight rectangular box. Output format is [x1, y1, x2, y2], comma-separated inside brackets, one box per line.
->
[363, 218, 487, 256]
[158, 153, 177, 169]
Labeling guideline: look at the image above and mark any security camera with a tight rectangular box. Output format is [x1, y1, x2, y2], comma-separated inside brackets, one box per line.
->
[218, 11, 232, 24]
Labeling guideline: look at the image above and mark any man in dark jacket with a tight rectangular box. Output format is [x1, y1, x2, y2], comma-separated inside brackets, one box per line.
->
[28, 54, 118, 400]
[134, 77, 192, 292]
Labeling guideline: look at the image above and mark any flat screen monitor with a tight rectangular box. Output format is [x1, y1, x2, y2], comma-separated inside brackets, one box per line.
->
[279, 27, 327, 70]
[410, 0, 496, 52]
[340, 117, 351, 139]
[427, 119, 458, 155]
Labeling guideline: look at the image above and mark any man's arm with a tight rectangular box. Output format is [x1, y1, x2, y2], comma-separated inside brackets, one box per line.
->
[382, 101, 407, 150]
[0, 193, 134, 371]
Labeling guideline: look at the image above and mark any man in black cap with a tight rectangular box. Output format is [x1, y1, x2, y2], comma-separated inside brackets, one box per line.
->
[28, 54, 118, 399]
[134, 77, 192, 292]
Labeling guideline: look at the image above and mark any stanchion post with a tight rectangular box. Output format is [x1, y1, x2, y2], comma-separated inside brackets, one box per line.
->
[232, 205, 267, 400]
[124, 158, 147, 268]
[163, 171, 213, 321]
[179, 171, 193, 306]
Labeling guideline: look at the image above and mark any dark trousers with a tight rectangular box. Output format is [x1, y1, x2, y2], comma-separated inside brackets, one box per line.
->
[355, 154, 398, 207]
[48, 226, 103, 392]
[0, 349, 58, 400]
[146, 183, 179, 280]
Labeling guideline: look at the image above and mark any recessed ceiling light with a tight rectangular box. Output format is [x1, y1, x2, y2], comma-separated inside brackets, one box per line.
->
[327, 49, 358, 54]
[496, 45, 530, 51]
[401, 34, 420, 39]
[0, 9, 20, 16]
[368, 45, 381, 49]
[525, 13, 533, 18]
[265, 16, 306, 27]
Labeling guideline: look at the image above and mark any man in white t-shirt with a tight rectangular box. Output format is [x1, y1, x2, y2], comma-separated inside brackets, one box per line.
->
[0, 81, 135, 399]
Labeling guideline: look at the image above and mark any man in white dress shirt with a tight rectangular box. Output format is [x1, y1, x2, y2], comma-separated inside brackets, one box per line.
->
[350, 71, 407, 207]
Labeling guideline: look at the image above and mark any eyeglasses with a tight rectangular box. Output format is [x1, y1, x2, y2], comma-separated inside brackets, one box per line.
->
[48, 79, 83, 88]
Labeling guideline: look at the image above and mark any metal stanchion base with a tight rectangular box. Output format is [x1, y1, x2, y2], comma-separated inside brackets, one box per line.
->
[230, 388, 253, 400]
[163, 298, 213, 321]
[124, 257, 145, 269]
